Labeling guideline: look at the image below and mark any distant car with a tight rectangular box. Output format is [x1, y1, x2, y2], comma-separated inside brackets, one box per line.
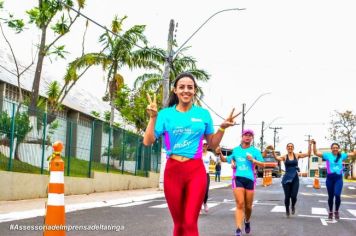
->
[256, 153, 281, 178]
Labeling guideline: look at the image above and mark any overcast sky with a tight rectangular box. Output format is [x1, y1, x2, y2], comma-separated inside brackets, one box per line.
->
[2, 0, 355, 163]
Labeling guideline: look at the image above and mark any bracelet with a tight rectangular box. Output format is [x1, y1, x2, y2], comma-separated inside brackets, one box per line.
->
[219, 127, 225, 132]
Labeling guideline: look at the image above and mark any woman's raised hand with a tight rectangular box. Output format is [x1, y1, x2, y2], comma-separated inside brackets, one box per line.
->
[221, 108, 241, 129]
[146, 93, 158, 118]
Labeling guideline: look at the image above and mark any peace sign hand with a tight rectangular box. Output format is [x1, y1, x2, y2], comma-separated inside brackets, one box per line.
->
[220, 108, 241, 129]
[146, 93, 158, 118]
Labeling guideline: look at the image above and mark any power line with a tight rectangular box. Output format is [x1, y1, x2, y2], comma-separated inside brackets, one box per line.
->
[57, 0, 159, 54]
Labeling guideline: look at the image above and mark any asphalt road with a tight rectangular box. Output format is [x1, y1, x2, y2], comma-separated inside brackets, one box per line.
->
[1, 177, 355, 236]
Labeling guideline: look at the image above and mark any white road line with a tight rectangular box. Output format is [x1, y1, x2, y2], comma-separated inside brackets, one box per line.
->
[271, 206, 285, 213]
[306, 185, 326, 188]
[312, 207, 328, 215]
[254, 202, 277, 206]
[206, 203, 220, 209]
[230, 207, 236, 211]
[112, 201, 152, 207]
[347, 209, 356, 217]
[320, 218, 328, 226]
[150, 203, 168, 208]
[298, 214, 356, 221]
[349, 186, 355, 190]
[319, 200, 356, 205]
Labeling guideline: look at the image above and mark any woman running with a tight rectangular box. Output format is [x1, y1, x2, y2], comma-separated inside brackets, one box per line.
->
[311, 139, 355, 219]
[217, 129, 265, 236]
[143, 72, 240, 236]
[268, 142, 311, 216]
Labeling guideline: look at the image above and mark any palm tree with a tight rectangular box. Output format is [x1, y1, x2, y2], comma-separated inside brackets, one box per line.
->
[60, 16, 161, 127]
[133, 47, 210, 102]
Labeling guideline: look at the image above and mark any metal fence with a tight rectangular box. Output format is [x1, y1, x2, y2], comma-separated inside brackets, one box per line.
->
[0, 98, 161, 178]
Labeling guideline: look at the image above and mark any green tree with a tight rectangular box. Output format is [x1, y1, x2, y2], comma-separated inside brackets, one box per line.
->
[328, 110, 356, 152]
[27, 0, 86, 115]
[0, 111, 32, 160]
[133, 47, 210, 98]
[62, 16, 160, 128]
[120, 47, 210, 133]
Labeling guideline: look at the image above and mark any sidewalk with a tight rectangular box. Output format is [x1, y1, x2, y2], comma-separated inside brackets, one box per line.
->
[0, 178, 231, 223]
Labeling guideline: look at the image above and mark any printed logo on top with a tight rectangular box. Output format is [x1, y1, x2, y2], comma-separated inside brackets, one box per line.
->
[191, 118, 202, 122]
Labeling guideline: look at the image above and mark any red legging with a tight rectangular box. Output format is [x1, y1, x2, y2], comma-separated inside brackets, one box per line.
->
[164, 158, 207, 236]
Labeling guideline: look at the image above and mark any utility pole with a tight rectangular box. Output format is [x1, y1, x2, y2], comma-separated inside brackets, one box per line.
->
[270, 126, 282, 173]
[159, 20, 175, 190]
[305, 134, 312, 177]
[241, 103, 246, 133]
[162, 20, 175, 107]
[260, 121, 265, 152]
[270, 127, 282, 150]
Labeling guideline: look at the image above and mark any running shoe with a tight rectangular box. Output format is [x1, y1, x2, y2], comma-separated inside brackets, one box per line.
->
[328, 212, 333, 220]
[244, 219, 251, 234]
[291, 206, 295, 215]
[286, 207, 290, 217]
[334, 211, 339, 220]
[235, 228, 242, 236]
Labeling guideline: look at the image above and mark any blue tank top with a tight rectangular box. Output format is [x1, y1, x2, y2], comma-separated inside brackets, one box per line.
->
[282, 153, 298, 184]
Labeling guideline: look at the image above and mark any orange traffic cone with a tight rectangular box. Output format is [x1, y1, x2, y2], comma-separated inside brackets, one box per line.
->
[262, 169, 267, 187]
[313, 171, 320, 189]
[44, 141, 65, 236]
[268, 170, 272, 186]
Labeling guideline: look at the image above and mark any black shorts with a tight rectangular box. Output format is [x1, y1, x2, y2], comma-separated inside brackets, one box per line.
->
[234, 176, 255, 190]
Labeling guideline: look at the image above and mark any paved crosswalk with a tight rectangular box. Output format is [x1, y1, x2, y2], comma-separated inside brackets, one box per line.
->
[110, 199, 356, 218]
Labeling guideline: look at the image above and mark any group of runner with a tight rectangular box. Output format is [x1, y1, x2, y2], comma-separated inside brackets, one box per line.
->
[143, 72, 356, 236]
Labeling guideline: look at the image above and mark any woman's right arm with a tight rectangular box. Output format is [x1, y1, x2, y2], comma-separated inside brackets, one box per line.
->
[266, 145, 285, 162]
[143, 93, 158, 146]
[311, 139, 323, 158]
[143, 116, 157, 146]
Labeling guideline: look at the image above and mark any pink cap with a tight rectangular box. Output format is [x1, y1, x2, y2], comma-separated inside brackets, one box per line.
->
[242, 129, 254, 136]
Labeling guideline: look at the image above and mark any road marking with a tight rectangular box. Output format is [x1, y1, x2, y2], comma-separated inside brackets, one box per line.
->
[254, 202, 278, 206]
[320, 218, 328, 226]
[230, 207, 236, 211]
[298, 214, 356, 221]
[271, 206, 285, 213]
[206, 203, 220, 209]
[348, 186, 355, 190]
[112, 201, 152, 207]
[347, 209, 356, 217]
[312, 207, 328, 215]
[319, 200, 356, 205]
[150, 203, 168, 208]
[306, 184, 326, 188]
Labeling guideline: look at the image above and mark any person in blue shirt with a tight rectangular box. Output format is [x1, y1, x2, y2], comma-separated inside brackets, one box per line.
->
[217, 129, 266, 236]
[312, 139, 356, 220]
[143, 72, 240, 236]
[268, 142, 311, 217]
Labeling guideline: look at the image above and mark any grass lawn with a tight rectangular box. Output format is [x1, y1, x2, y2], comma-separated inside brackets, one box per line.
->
[0, 153, 148, 177]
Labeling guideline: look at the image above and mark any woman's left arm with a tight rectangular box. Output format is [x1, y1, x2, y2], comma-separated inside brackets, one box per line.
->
[247, 154, 265, 167]
[207, 108, 241, 150]
[297, 141, 312, 159]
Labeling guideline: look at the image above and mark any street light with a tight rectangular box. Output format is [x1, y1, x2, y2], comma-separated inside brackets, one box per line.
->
[174, 8, 246, 57]
[241, 92, 271, 132]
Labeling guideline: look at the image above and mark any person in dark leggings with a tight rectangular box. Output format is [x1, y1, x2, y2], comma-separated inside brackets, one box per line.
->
[312, 140, 355, 220]
[269, 142, 311, 217]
